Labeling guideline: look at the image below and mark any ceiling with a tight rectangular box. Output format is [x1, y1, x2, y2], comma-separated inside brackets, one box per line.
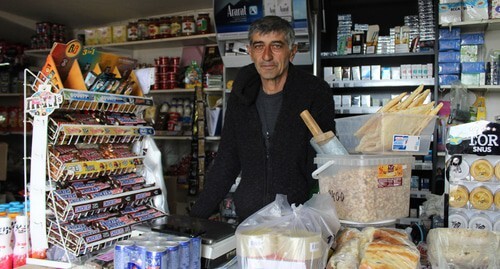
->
[0, 0, 213, 45]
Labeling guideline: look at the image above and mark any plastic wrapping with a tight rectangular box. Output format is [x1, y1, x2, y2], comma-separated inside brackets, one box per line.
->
[427, 228, 500, 269]
[327, 227, 420, 269]
[139, 136, 168, 213]
[235, 194, 340, 269]
[462, 0, 489, 21]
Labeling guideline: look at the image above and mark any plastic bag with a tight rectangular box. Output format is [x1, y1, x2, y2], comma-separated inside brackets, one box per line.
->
[447, 83, 470, 124]
[427, 228, 500, 269]
[236, 194, 340, 269]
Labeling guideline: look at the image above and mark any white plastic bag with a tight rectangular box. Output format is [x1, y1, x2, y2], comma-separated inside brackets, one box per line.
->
[236, 194, 340, 269]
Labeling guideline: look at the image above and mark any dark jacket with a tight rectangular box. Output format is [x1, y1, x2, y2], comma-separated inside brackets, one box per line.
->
[189, 63, 335, 221]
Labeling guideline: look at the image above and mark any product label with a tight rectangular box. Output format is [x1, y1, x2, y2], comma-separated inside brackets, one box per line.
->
[392, 134, 421, 152]
[377, 164, 404, 188]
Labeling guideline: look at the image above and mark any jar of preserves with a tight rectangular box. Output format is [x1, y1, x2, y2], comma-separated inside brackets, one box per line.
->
[196, 13, 211, 34]
[137, 19, 149, 40]
[148, 18, 160, 39]
[127, 22, 139, 41]
[159, 17, 171, 38]
[182, 15, 196, 36]
[170, 16, 182, 37]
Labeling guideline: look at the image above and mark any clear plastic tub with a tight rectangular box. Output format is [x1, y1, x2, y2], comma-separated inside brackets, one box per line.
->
[313, 154, 414, 223]
[334, 113, 437, 155]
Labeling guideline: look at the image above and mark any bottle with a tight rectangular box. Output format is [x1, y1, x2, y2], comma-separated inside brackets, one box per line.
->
[196, 13, 211, 34]
[170, 16, 182, 37]
[181, 15, 196, 36]
[0, 217, 12, 269]
[12, 216, 28, 268]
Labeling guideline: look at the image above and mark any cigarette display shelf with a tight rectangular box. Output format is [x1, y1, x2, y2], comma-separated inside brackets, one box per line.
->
[439, 18, 500, 31]
[321, 51, 436, 59]
[440, 85, 500, 91]
[333, 78, 435, 88]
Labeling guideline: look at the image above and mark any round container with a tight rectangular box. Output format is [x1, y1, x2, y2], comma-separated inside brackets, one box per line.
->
[469, 186, 494, 210]
[493, 215, 500, 232]
[468, 213, 492, 231]
[148, 18, 160, 39]
[182, 15, 196, 36]
[470, 159, 494, 182]
[237, 228, 276, 258]
[169, 237, 191, 269]
[196, 13, 211, 34]
[495, 189, 500, 210]
[160, 242, 179, 269]
[114, 239, 135, 269]
[277, 230, 323, 266]
[448, 212, 469, 229]
[137, 19, 149, 40]
[449, 185, 469, 208]
[495, 162, 500, 180]
[448, 158, 469, 181]
[190, 237, 201, 269]
[145, 245, 167, 268]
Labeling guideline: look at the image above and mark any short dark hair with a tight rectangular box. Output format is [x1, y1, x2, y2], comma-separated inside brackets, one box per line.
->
[248, 16, 295, 49]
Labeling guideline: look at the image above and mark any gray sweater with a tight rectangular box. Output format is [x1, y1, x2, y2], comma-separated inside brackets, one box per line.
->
[190, 63, 335, 221]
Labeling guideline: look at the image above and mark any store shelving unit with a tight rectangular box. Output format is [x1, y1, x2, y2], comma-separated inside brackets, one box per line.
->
[23, 69, 166, 267]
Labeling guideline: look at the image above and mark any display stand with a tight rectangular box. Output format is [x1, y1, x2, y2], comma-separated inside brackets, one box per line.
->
[23, 68, 167, 267]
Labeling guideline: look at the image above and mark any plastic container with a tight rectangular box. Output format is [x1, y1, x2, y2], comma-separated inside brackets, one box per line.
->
[468, 213, 492, 231]
[448, 211, 469, 229]
[334, 113, 437, 155]
[313, 154, 414, 223]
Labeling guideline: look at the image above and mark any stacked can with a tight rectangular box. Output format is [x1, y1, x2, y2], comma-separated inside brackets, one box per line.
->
[114, 238, 170, 269]
[153, 57, 181, 90]
[170, 236, 191, 269]
[32, 22, 67, 49]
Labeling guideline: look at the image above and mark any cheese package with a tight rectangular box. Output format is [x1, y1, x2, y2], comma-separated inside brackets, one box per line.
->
[427, 228, 500, 268]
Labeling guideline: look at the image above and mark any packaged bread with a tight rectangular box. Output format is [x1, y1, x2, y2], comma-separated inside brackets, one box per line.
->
[354, 85, 442, 153]
[327, 227, 420, 269]
[427, 228, 500, 268]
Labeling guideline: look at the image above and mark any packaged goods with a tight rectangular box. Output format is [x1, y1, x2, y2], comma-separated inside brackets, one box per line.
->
[336, 85, 439, 155]
[427, 228, 499, 268]
[313, 155, 414, 223]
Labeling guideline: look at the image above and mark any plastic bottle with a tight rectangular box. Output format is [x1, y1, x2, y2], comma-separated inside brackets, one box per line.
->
[12, 216, 28, 268]
[0, 217, 13, 269]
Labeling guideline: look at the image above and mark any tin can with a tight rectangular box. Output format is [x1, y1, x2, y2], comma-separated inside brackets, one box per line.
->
[114, 240, 135, 269]
[136, 241, 156, 267]
[171, 236, 191, 269]
[189, 236, 201, 269]
[146, 245, 167, 269]
[161, 241, 180, 269]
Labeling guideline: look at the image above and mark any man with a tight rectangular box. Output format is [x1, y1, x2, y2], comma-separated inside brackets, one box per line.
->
[190, 16, 335, 221]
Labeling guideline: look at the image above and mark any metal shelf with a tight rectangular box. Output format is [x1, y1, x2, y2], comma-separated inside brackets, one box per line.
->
[147, 87, 222, 95]
[333, 78, 435, 88]
[440, 85, 500, 91]
[222, 52, 312, 68]
[335, 106, 381, 115]
[439, 18, 500, 31]
[321, 51, 435, 60]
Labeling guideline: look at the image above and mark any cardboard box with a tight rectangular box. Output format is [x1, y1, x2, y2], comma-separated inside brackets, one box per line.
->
[0, 143, 7, 181]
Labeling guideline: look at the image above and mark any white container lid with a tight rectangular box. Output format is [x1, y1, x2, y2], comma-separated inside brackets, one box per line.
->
[448, 159, 470, 181]
[448, 212, 469, 229]
[468, 213, 492, 231]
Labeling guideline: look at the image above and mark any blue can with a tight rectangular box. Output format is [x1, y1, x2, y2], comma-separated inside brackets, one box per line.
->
[189, 237, 201, 269]
[146, 246, 167, 269]
[170, 236, 191, 269]
[135, 241, 156, 268]
[161, 241, 180, 269]
[114, 240, 135, 269]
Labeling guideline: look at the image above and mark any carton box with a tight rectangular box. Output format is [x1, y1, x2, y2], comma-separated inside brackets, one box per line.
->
[335, 113, 437, 155]
[313, 154, 414, 223]
[0, 143, 7, 181]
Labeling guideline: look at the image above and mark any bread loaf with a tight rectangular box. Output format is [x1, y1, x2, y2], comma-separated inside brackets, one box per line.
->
[327, 227, 420, 269]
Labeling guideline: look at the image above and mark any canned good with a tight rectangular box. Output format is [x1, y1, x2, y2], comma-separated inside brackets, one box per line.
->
[170, 236, 191, 269]
[136, 241, 156, 267]
[127, 22, 139, 41]
[170, 16, 182, 37]
[146, 245, 167, 269]
[160, 17, 172, 38]
[138, 19, 149, 40]
[161, 241, 180, 269]
[182, 15, 196, 36]
[196, 13, 211, 34]
[114, 240, 135, 269]
[190, 237, 201, 269]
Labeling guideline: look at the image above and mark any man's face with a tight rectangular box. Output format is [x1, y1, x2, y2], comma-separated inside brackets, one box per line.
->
[248, 31, 297, 81]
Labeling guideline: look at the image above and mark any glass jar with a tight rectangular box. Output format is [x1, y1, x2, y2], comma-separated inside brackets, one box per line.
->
[159, 17, 171, 38]
[181, 15, 196, 36]
[170, 16, 182, 37]
[127, 22, 139, 41]
[137, 19, 149, 40]
[196, 13, 211, 34]
[148, 18, 160, 39]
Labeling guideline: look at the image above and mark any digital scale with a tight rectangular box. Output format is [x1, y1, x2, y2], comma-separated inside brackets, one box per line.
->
[151, 215, 237, 268]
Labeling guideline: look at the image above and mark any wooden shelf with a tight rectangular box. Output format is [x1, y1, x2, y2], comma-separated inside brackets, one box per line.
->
[25, 33, 217, 57]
